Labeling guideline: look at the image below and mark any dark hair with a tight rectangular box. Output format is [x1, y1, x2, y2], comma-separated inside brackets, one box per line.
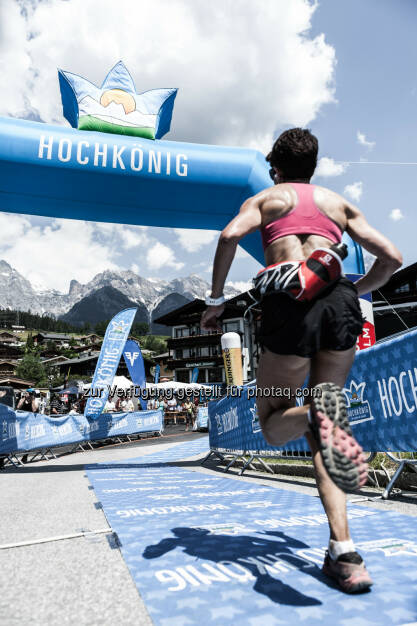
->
[266, 128, 318, 180]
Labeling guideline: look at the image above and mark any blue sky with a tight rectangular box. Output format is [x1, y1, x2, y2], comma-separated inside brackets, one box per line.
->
[0, 0, 414, 292]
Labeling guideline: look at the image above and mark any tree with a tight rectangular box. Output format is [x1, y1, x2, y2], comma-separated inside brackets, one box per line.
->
[25, 333, 35, 353]
[131, 322, 149, 336]
[139, 335, 168, 353]
[16, 353, 46, 385]
[95, 320, 108, 336]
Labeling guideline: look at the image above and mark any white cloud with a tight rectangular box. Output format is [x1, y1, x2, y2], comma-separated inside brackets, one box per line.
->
[389, 208, 404, 221]
[93, 223, 149, 250]
[130, 263, 139, 274]
[146, 242, 184, 271]
[315, 157, 348, 177]
[0, 0, 336, 148]
[357, 131, 375, 150]
[0, 215, 119, 291]
[174, 228, 219, 253]
[343, 181, 363, 202]
[0, 213, 31, 246]
[226, 280, 252, 293]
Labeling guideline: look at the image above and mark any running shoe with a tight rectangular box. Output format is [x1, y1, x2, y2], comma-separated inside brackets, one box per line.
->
[322, 550, 373, 593]
[310, 382, 368, 492]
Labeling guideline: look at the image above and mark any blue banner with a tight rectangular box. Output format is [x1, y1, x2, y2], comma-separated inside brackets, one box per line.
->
[0, 116, 364, 271]
[85, 308, 137, 418]
[191, 367, 199, 383]
[0, 405, 163, 454]
[154, 364, 160, 384]
[123, 339, 147, 410]
[209, 328, 417, 453]
[87, 437, 417, 626]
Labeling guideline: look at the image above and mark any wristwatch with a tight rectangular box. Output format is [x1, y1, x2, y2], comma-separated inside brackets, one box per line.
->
[205, 290, 225, 306]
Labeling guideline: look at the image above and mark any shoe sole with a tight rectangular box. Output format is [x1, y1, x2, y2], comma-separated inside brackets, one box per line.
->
[311, 383, 368, 492]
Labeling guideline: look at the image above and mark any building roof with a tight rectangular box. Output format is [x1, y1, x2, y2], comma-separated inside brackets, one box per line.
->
[153, 293, 255, 326]
[35, 332, 76, 340]
[41, 355, 70, 364]
[0, 376, 35, 387]
[57, 352, 100, 366]
[153, 352, 169, 359]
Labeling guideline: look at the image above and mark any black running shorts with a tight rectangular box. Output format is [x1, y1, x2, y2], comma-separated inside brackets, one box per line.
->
[258, 277, 365, 358]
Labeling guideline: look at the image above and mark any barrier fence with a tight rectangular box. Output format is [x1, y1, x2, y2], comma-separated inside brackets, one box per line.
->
[206, 328, 417, 498]
[0, 405, 163, 467]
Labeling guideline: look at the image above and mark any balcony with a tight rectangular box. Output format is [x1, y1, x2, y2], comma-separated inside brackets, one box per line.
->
[167, 333, 222, 349]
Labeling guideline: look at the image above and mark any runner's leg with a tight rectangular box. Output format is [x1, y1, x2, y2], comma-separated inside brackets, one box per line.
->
[307, 346, 356, 541]
[256, 349, 310, 446]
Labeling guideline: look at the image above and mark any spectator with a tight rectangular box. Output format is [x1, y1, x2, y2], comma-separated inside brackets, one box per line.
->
[167, 396, 177, 412]
[17, 390, 39, 413]
[49, 393, 64, 416]
[78, 395, 87, 414]
[38, 393, 47, 414]
[184, 400, 194, 432]
[121, 397, 134, 412]
[68, 402, 80, 415]
[104, 397, 116, 412]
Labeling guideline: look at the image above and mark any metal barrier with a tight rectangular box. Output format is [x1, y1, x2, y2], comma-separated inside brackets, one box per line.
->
[202, 447, 416, 499]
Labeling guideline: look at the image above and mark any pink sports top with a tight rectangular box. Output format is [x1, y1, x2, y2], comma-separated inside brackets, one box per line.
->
[261, 183, 342, 251]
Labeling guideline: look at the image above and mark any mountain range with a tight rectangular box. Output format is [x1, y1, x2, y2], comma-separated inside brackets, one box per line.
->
[0, 260, 240, 332]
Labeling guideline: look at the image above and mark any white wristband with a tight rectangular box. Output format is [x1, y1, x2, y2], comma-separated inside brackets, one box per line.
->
[205, 291, 225, 306]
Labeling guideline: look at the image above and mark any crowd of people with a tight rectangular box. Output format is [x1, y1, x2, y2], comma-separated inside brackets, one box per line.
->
[15, 390, 86, 416]
[14, 389, 203, 431]
[148, 395, 199, 431]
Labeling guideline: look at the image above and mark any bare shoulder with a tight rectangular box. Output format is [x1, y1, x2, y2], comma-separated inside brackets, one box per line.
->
[313, 184, 352, 226]
[257, 183, 294, 210]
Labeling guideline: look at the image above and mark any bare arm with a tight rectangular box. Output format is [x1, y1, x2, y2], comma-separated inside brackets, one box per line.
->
[201, 195, 262, 331]
[345, 203, 402, 296]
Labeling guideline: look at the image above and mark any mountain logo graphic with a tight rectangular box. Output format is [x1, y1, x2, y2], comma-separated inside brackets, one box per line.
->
[343, 380, 374, 425]
[111, 320, 128, 334]
[125, 351, 139, 367]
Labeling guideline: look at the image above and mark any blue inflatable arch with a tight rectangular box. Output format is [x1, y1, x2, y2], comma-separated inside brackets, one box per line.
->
[0, 116, 364, 273]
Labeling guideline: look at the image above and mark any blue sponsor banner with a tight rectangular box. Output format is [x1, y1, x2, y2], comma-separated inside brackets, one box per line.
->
[196, 406, 209, 430]
[85, 308, 137, 418]
[0, 405, 163, 455]
[209, 328, 417, 453]
[191, 367, 199, 384]
[123, 339, 147, 410]
[86, 437, 417, 625]
[154, 364, 160, 384]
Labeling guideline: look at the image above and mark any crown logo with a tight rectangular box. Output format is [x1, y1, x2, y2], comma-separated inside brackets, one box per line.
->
[58, 61, 177, 140]
[343, 380, 366, 407]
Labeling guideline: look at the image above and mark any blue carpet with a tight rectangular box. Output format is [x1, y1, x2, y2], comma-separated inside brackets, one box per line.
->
[86, 437, 417, 625]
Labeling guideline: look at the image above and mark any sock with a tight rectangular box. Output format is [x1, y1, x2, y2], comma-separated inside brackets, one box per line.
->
[328, 539, 355, 561]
